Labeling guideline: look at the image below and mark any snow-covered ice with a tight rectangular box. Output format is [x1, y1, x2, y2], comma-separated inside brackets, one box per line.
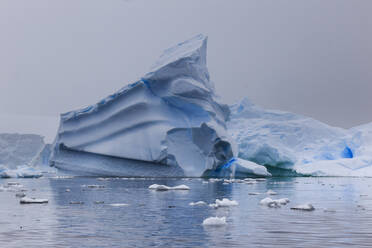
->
[109, 203, 129, 207]
[260, 197, 289, 208]
[291, 203, 315, 211]
[20, 197, 48, 204]
[202, 216, 227, 226]
[209, 198, 238, 208]
[189, 201, 207, 206]
[228, 98, 372, 177]
[148, 184, 190, 191]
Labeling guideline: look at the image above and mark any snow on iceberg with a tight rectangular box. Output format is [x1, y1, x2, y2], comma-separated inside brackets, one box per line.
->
[228, 98, 372, 176]
[49, 34, 267, 178]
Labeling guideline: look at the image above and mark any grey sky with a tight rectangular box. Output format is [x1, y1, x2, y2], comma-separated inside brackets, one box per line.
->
[0, 0, 371, 129]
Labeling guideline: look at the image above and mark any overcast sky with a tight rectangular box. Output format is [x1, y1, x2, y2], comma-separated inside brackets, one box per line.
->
[0, 0, 371, 129]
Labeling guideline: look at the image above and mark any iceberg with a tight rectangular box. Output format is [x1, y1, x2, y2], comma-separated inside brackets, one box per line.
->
[0, 133, 49, 178]
[0, 133, 45, 168]
[49, 34, 267, 178]
[228, 98, 372, 176]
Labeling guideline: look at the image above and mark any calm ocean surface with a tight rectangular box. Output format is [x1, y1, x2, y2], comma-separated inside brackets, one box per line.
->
[1, 176, 372, 248]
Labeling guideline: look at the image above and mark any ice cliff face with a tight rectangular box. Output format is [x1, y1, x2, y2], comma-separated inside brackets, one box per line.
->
[229, 98, 372, 176]
[49, 34, 249, 177]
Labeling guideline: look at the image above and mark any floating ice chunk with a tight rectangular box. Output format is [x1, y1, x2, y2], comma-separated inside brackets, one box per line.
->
[20, 197, 48, 204]
[70, 201, 84, 205]
[148, 184, 190, 191]
[65, 189, 70, 192]
[98, 178, 111, 181]
[149, 184, 167, 190]
[214, 198, 238, 207]
[172, 185, 190, 190]
[109, 203, 129, 207]
[189, 201, 207, 206]
[260, 197, 289, 208]
[202, 216, 227, 226]
[209, 178, 222, 182]
[248, 192, 261, 195]
[276, 198, 290, 205]
[291, 203, 315, 211]
[266, 190, 277, 195]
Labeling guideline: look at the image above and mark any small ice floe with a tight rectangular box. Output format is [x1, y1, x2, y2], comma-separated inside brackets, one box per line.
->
[244, 178, 257, 184]
[202, 216, 227, 226]
[109, 203, 129, 207]
[260, 197, 289, 208]
[70, 201, 84, 205]
[97, 178, 110, 181]
[148, 184, 190, 191]
[20, 197, 48, 204]
[202, 181, 209, 184]
[15, 192, 26, 198]
[209, 198, 238, 208]
[248, 192, 261, 195]
[209, 178, 222, 183]
[266, 190, 277, 195]
[94, 201, 104, 204]
[65, 189, 70, 192]
[290, 203, 315, 211]
[189, 201, 207, 206]
[256, 178, 266, 182]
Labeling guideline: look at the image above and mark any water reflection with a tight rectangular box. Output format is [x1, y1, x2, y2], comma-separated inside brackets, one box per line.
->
[1, 177, 372, 247]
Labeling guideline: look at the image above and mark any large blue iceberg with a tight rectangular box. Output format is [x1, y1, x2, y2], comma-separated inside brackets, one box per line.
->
[49, 34, 270, 177]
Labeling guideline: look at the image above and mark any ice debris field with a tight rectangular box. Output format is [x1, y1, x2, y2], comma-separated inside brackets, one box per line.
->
[1, 34, 372, 178]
